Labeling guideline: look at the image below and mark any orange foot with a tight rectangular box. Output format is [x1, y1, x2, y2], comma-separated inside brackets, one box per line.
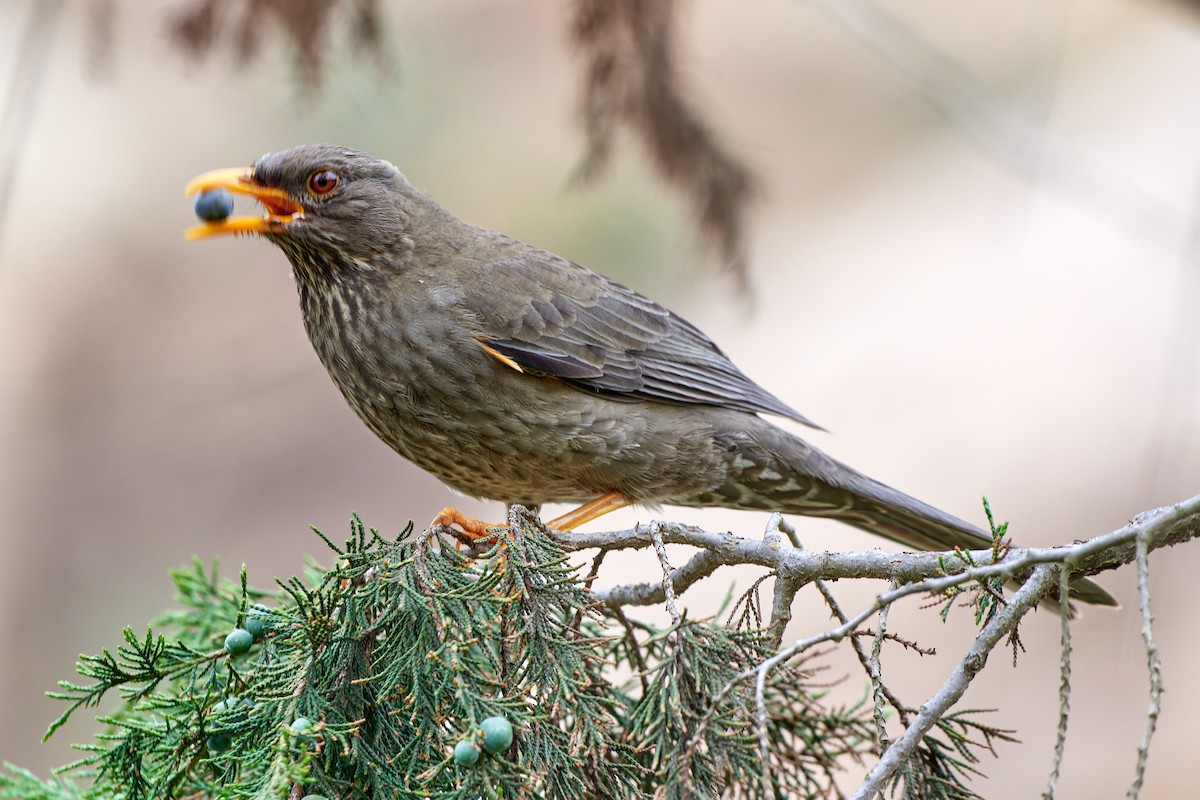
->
[431, 491, 632, 540]
[430, 507, 499, 540]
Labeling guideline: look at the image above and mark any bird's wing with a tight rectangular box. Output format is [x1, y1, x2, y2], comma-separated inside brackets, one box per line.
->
[468, 251, 819, 427]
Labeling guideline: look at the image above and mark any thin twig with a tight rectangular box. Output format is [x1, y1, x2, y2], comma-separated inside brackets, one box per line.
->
[850, 564, 1059, 800]
[608, 605, 650, 695]
[1043, 565, 1074, 800]
[1127, 529, 1162, 799]
[815, 581, 912, 725]
[648, 522, 681, 624]
[755, 655, 775, 798]
[869, 583, 895, 754]
[568, 548, 608, 638]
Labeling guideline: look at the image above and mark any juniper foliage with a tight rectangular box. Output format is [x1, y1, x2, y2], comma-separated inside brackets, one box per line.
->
[1, 513, 1012, 799]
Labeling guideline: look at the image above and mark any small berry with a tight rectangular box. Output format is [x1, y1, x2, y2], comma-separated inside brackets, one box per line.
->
[299, 796, 328, 800]
[453, 740, 481, 767]
[193, 188, 234, 222]
[290, 716, 314, 735]
[212, 697, 253, 714]
[224, 628, 253, 656]
[206, 732, 233, 752]
[243, 610, 268, 638]
[479, 716, 513, 754]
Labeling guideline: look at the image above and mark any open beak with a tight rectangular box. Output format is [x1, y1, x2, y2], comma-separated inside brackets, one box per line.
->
[183, 167, 305, 241]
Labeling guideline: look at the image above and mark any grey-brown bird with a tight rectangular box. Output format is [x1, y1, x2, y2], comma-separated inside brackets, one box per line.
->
[185, 144, 1114, 609]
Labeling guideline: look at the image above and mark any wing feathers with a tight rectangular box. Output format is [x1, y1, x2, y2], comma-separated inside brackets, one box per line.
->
[475, 255, 816, 426]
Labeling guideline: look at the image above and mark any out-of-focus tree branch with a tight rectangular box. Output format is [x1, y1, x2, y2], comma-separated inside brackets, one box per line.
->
[0, 0, 64, 252]
[569, 0, 758, 288]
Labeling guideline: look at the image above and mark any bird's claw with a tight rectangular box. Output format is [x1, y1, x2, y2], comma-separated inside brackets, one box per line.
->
[432, 506, 496, 537]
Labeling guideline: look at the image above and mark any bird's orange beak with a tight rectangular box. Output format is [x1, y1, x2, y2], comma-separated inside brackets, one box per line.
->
[183, 167, 305, 241]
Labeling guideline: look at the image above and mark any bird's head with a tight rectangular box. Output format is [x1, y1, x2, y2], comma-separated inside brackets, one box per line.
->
[184, 144, 411, 265]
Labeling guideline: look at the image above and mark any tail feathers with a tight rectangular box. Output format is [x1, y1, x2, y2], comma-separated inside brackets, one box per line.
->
[802, 474, 993, 553]
[826, 474, 1117, 613]
[754, 431, 1118, 613]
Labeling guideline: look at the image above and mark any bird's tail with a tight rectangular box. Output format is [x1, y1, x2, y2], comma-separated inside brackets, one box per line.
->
[735, 424, 1117, 613]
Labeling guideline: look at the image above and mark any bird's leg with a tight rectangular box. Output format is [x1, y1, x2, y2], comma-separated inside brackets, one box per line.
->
[546, 491, 630, 531]
[432, 493, 627, 540]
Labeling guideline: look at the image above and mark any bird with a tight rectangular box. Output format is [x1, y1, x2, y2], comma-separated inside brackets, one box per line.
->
[184, 143, 1115, 610]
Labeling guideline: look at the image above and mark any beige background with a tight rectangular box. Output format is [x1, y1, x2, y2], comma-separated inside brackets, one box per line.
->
[1, 1, 1197, 797]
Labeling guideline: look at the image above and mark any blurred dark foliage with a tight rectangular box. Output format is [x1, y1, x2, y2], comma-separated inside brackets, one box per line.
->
[159, 0, 755, 283]
[570, 0, 757, 287]
[44, 1, 757, 282]
[166, 0, 386, 89]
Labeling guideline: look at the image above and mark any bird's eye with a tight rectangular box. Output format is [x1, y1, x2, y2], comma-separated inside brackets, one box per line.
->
[307, 169, 339, 195]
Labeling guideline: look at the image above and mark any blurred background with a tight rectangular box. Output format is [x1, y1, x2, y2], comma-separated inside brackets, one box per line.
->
[1, 0, 1198, 796]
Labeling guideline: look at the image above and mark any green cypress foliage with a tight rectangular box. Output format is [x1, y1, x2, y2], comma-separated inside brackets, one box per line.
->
[1, 515, 890, 798]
